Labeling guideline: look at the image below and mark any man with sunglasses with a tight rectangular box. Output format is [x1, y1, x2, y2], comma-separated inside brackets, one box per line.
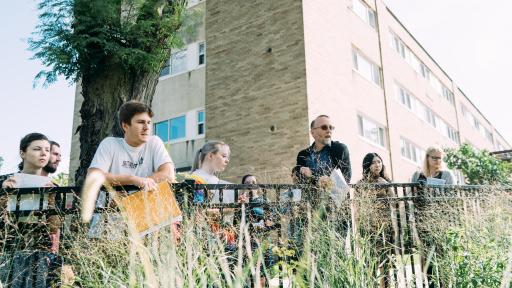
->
[293, 115, 351, 186]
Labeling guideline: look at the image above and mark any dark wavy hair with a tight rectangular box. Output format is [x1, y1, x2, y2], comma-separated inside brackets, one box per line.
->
[241, 174, 255, 184]
[18, 133, 50, 170]
[362, 152, 390, 182]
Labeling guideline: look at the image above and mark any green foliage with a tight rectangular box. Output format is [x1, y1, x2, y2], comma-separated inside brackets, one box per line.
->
[435, 224, 511, 286]
[0, 156, 3, 170]
[444, 143, 512, 185]
[52, 172, 70, 186]
[29, 0, 187, 87]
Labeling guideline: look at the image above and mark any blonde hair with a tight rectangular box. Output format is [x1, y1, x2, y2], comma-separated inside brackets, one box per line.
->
[422, 146, 445, 176]
[191, 141, 229, 171]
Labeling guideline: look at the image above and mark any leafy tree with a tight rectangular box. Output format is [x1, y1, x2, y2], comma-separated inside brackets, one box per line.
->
[29, 0, 187, 184]
[444, 143, 512, 185]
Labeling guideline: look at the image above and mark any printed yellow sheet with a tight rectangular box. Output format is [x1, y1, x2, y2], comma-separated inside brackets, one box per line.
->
[120, 181, 182, 236]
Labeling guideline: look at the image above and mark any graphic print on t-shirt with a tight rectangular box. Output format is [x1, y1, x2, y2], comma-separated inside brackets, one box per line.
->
[122, 157, 144, 169]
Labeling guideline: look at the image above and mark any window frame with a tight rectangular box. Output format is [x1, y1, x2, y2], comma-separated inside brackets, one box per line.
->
[351, 0, 377, 29]
[170, 49, 188, 76]
[197, 110, 205, 136]
[352, 48, 382, 87]
[198, 42, 206, 66]
[357, 114, 386, 148]
[169, 115, 187, 141]
[154, 120, 170, 143]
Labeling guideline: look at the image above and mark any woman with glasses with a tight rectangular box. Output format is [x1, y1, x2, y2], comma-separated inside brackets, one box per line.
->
[411, 146, 456, 185]
[411, 148, 456, 287]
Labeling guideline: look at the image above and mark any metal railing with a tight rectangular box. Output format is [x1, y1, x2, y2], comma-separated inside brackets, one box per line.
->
[0, 182, 510, 287]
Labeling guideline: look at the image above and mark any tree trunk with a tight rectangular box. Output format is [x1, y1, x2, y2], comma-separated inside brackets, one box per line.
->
[74, 60, 161, 185]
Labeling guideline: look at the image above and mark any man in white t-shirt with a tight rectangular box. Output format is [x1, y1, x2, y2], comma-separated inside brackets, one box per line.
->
[88, 101, 175, 189]
[84, 101, 178, 238]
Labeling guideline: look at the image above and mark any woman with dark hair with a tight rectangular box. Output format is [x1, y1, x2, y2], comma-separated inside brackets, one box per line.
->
[360, 152, 391, 184]
[2, 132, 52, 188]
[1, 133, 66, 287]
[240, 174, 276, 288]
[0, 133, 64, 286]
[357, 153, 392, 288]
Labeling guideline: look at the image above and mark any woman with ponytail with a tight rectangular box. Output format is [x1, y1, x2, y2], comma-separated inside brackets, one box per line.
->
[190, 140, 234, 203]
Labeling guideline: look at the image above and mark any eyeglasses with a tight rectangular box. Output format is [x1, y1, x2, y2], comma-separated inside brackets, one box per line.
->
[312, 125, 335, 131]
[429, 155, 442, 161]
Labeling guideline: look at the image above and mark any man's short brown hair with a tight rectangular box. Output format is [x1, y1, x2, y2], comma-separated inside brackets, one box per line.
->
[119, 101, 154, 125]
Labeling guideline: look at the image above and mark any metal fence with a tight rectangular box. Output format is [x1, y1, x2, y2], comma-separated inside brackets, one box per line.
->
[0, 182, 510, 287]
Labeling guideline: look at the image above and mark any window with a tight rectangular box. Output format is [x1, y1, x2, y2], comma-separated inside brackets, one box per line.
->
[160, 59, 170, 77]
[170, 49, 187, 75]
[352, 49, 382, 86]
[390, 32, 421, 73]
[155, 120, 169, 142]
[396, 85, 414, 110]
[429, 75, 443, 96]
[461, 105, 468, 119]
[197, 110, 205, 135]
[420, 63, 431, 80]
[436, 118, 460, 144]
[188, 0, 203, 6]
[358, 115, 386, 147]
[425, 107, 437, 127]
[484, 128, 493, 144]
[170, 116, 186, 140]
[454, 170, 465, 184]
[400, 138, 424, 166]
[442, 86, 455, 105]
[473, 118, 480, 131]
[198, 42, 205, 65]
[390, 33, 405, 58]
[395, 83, 459, 143]
[352, 0, 376, 29]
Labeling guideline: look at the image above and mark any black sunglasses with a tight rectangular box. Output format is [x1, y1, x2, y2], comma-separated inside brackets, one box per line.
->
[313, 124, 335, 131]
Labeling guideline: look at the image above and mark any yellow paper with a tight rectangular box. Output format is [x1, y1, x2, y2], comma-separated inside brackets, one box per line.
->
[120, 181, 182, 236]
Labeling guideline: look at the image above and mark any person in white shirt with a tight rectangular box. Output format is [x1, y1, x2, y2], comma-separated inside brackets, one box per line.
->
[83, 101, 178, 239]
[191, 141, 234, 203]
[87, 100, 175, 189]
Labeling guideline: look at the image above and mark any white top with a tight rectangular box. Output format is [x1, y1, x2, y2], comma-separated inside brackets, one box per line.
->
[89, 136, 173, 177]
[191, 169, 234, 203]
[7, 173, 52, 212]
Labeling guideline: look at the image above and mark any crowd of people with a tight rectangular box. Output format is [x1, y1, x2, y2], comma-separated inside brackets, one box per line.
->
[0, 100, 458, 286]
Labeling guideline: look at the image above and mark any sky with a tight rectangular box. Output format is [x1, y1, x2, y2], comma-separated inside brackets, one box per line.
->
[0, 0, 511, 175]
[384, 0, 512, 146]
[0, 0, 75, 175]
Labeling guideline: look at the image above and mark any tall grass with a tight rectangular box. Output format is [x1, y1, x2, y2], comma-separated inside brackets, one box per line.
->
[1, 186, 512, 287]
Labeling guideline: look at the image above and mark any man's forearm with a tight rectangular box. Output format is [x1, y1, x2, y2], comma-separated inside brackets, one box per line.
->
[149, 171, 174, 183]
[105, 173, 141, 187]
[149, 162, 175, 183]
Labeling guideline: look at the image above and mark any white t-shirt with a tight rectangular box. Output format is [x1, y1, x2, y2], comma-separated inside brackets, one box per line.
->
[88, 136, 174, 238]
[191, 169, 234, 203]
[89, 136, 173, 177]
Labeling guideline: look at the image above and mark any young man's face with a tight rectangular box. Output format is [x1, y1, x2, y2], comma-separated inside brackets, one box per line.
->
[44, 144, 62, 174]
[123, 112, 152, 146]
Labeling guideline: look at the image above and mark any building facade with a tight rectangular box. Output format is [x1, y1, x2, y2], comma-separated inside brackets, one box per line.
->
[69, 0, 510, 183]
